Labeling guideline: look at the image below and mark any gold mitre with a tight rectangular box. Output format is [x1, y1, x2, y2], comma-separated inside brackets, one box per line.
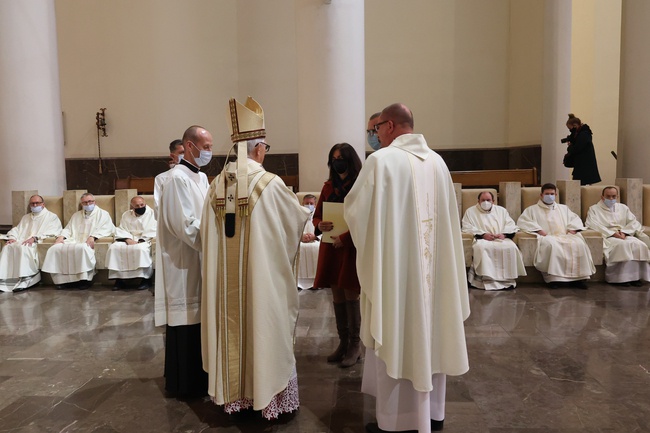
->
[228, 96, 265, 143]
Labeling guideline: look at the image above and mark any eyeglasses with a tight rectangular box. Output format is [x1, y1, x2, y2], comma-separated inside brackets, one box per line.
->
[29, 201, 43, 206]
[373, 120, 390, 132]
[366, 129, 376, 136]
[81, 200, 95, 205]
[256, 142, 271, 152]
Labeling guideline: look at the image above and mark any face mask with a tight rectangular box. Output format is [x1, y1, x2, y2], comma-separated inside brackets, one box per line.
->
[177, 153, 184, 163]
[332, 159, 348, 174]
[604, 199, 616, 208]
[191, 143, 212, 167]
[83, 204, 95, 213]
[480, 201, 492, 211]
[304, 204, 315, 213]
[134, 207, 146, 216]
[367, 134, 381, 151]
[30, 206, 43, 214]
[570, 127, 578, 134]
[542, 194, 555, 205]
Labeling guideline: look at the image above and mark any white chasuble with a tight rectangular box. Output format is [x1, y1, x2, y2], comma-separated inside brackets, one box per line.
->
[41, 207, 115, 284]
[154, 164, 209, 327]
[517, 201, 595, 280]
[0, 209, 62, 291]
[201, 160, 309, 415]
[586, 201, 650, 264]
[461, 204, 526, 289]
[345, 134, 470, 389]
[106, 206, 157, 279]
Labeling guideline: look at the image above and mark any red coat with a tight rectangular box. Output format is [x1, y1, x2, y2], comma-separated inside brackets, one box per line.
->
[312, 181, 360, 292]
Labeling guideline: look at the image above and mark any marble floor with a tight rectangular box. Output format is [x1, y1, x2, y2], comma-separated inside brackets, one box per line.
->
[0, 282, 649, 432]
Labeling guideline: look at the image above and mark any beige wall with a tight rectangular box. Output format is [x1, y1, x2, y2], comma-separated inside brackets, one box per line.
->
[569, 0, 622, 185]
[56, 0, 548, 158]
[56, 0, 238, 158]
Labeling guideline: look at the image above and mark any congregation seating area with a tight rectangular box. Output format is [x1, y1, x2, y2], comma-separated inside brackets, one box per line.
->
[6, 177, 650, 285]
[6, 189, 154, 285]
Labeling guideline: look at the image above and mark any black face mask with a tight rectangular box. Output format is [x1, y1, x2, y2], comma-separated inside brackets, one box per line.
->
[332, 159, 348, 174]
[134, 207, 146, 216]
[570, 127, 578, 134]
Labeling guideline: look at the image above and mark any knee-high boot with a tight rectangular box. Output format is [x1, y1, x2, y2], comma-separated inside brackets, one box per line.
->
[340, 299, 362, 368]
[327, 302, 349, 363]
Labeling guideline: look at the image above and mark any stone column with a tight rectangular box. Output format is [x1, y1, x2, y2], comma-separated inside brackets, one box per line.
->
[618, 1, 650, 183]
[295, 0, 366, 192]
[0, 1, 66, 226]
[499, 182, 522, 221]
[540, 0, 573, 185]
[615, 177, 643, 222]
[556, 180, 581, 216]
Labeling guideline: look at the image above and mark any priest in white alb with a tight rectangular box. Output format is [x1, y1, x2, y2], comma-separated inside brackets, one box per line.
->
[586, 186, 650, 286]
[0, 195, 62, 292]
[517, 183, 595, 289]
[345, 103, 470, 433]
[106, 196, 157, 290]
[201, 97, 309, 419]
[461, 190, 526, 290]
[41, 193, 114, 289]
[155, 125, 212, 399]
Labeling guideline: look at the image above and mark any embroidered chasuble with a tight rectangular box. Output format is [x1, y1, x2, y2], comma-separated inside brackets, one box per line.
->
[201, 159, 309, 417]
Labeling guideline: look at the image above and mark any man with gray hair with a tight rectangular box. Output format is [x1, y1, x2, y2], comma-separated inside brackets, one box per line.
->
[41, 193, 115, 289]
[0, 195, 62, 292]
[201, 97, 309, 419]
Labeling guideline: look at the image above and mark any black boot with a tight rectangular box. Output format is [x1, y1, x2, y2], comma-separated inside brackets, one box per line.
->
[327, 302, 348, 363]
[340, 299, 362, 368]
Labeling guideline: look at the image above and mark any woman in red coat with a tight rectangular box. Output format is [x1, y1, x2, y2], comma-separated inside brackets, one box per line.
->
[313, 142, 363, 368]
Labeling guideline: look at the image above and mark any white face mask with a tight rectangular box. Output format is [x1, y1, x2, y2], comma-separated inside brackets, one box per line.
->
[191, 143, 212, 167]
[480, 201, 492, 211]
[305, 204, 315, 213]
[30, 206, 43, 214]
[542, 194, 556, 205]
[604, 198, 616, 208]
[83, 204, 95, 213]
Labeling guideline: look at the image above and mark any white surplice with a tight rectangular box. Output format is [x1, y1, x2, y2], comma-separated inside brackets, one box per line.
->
[154, 163, 208, 327]
[41, 206, 115, 284]
[106, 205, 157, 279]
[298, 211, 320, 289]
[517, 200, 595, 282]
[461, 203, 526, 290]
[0, 209, 62, 292]
[586, 201, 650, 283]
[201, 159, 309, 417]
[344, 133, 470, 432]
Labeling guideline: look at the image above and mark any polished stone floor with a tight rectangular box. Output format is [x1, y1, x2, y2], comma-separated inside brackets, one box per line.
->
[0, 282, 649, 432]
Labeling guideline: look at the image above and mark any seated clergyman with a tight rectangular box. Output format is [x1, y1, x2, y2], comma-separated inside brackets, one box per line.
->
[41, 193, 115, 289]
[517, 183, 595, 289]
[461, 191, 526, 290]
[0, 195, 62, 292]
[106, 196, 157, 290]
[586, 186, 650, 287]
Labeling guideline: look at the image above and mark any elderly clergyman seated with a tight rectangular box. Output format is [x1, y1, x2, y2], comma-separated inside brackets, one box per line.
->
[461, 191, 526, 290]
[106, 196, 157, 290]
[517, 183, 595, 289]
[586, 186, 650, 287]
[0, 195, 62, 292]
[42, 193, 115, 289]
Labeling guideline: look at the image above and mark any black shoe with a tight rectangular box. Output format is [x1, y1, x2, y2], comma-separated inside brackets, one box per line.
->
[547, 282, 559, 289]
[630, 280, 644, 287]
[432, 419, 444, 431]
[608, 281, 630, 287]
[137, 278, 152, 290]
[573, 280, 588, 290]
[113, 279, 126, 291]
[77, 280, 94, 290]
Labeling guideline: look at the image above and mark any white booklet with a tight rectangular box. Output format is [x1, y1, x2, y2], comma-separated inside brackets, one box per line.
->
[321, 202, 348, 243]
